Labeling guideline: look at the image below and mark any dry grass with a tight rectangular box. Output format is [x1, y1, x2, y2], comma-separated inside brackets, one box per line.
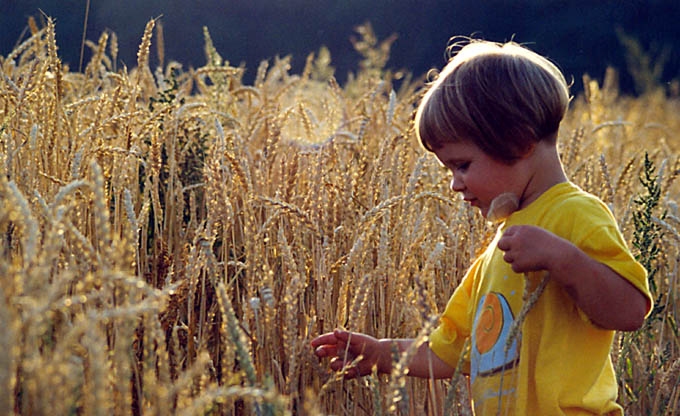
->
[0, 18, 678, 415]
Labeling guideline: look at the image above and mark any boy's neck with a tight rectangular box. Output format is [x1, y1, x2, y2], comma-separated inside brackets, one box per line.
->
[517, 142, 568, 210]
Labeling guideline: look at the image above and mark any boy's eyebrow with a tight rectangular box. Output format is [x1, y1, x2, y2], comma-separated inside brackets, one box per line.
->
[440, 157, 468, 166]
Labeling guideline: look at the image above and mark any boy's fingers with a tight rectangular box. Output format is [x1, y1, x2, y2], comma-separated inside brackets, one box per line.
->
[333, 329, 350, 341]
[333, 330, 360, 351]
[314, 344, 337, 358]
[334, 329, 365, 349]
[310, 332, 338, 348]
[330, 357, 360, 379]
[498, 227, 520, 251]
[343, 368, 359, 379]
[497, 235, 512, 251]
[330, 357, 349, 372]
[497, 239, 508, 251]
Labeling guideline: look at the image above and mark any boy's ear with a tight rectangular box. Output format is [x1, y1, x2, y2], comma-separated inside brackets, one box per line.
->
[518, 142, 537, 160]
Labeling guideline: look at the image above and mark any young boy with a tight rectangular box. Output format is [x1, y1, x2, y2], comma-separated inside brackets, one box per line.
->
[311, 40, 652, 415]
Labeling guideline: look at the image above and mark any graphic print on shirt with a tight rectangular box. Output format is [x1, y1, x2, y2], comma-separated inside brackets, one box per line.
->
[470, 291, 519, 384]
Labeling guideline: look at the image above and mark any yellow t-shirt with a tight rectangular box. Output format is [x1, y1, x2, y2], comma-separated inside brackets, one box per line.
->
[429, 182, 652, 415]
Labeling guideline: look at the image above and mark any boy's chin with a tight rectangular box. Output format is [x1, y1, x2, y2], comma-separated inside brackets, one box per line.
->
[465, 201, 486, 217]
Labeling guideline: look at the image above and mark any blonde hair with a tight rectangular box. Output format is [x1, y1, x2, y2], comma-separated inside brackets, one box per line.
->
[415, 39, 570, 163]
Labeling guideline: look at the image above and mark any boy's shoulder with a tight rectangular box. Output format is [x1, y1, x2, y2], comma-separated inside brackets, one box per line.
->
[545, 183, 612, 220]
[527, 182, 618, 241]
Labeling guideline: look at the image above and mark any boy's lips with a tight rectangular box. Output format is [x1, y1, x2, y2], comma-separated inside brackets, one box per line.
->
[464, 197, 478, 206]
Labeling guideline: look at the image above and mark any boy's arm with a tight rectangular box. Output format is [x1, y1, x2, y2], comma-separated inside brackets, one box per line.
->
[382, 338, 457, 379]
[498, 225, 650, 331]
[311, 329, 455, 379]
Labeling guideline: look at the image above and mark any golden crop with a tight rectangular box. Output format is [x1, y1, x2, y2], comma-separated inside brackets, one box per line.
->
[1, 18, 678, 415]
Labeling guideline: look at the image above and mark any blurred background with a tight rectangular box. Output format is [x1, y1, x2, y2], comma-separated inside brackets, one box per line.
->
[2, 0, 679, 94]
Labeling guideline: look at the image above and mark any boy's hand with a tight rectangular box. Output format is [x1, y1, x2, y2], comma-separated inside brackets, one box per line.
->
[311, 329, 385, 379]
[499, 225, 649, 331]
[497, 225, 568, 274]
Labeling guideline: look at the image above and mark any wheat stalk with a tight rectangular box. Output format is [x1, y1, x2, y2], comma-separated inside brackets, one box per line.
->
[1, 19, 678, 415]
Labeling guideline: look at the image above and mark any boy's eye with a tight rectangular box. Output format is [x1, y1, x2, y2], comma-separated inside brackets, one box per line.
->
[442, 161, 470, 173]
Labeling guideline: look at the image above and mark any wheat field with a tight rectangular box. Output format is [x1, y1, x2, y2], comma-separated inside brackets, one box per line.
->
[1, 18, 679, 415]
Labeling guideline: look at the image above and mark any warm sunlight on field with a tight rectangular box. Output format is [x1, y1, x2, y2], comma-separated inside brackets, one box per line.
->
[1, 18, 678, 415]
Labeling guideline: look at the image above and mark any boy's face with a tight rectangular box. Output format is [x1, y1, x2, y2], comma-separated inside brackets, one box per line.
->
[433, 141, 531, 219]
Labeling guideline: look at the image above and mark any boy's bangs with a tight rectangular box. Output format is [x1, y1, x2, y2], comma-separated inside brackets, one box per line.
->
[417, 96, 445, 151]
[416, 86, 468, 152]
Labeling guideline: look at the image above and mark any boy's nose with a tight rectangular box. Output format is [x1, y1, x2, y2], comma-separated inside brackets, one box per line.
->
[450, 176, 465, 192]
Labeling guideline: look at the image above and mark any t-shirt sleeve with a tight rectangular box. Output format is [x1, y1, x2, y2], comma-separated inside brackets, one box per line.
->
[558, 196, 654, 317]
[577, 223, 653, 316]
[428, 257, 480, 371]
